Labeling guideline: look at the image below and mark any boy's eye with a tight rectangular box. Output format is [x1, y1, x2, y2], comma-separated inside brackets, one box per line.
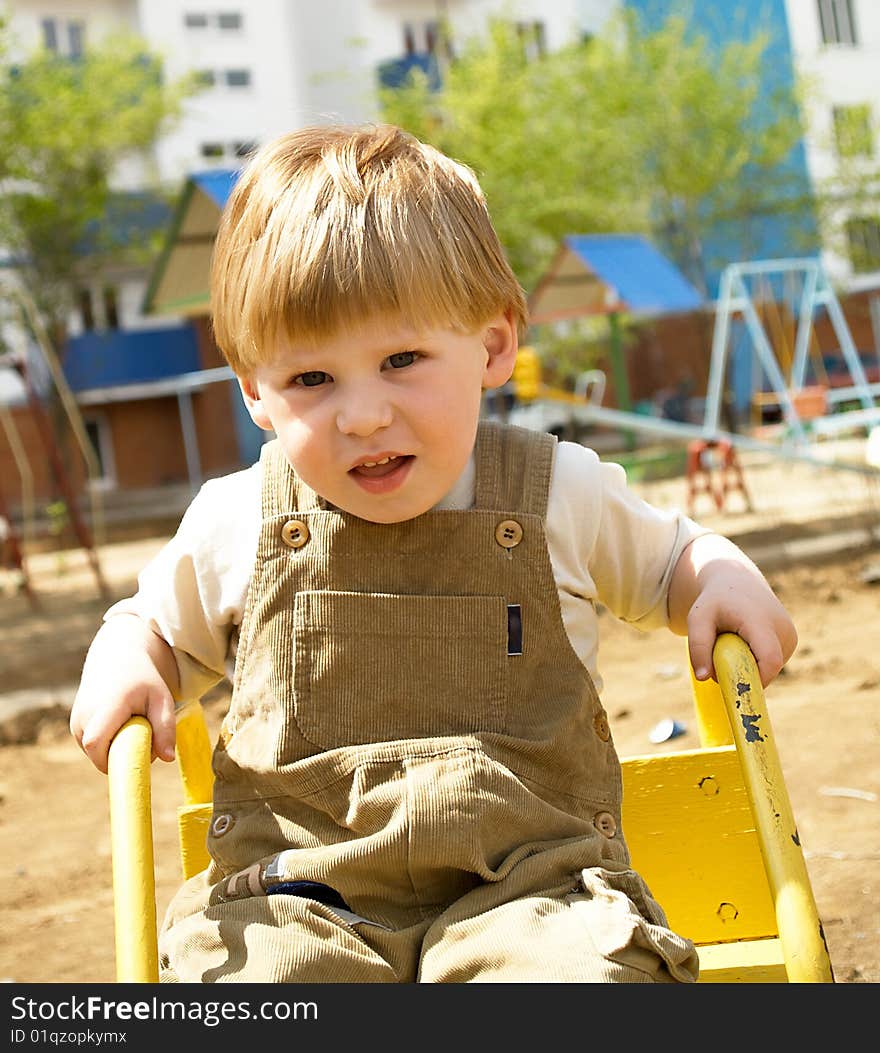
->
[294, 370, 330, 387]
[386, 351, 417, 369]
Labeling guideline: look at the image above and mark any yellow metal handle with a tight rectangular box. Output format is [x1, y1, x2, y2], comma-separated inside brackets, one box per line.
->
[713, 633, 835, 983]
[107, 716, 159, 983]
[689, 657, 733, 747]
[175, 703, 215, 806]
[175, 702, 216, 880]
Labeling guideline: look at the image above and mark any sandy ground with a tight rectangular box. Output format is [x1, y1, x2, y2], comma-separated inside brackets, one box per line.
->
[0, 446, 878, 984]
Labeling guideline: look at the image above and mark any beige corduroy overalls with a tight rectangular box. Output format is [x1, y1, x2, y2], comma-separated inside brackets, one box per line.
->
[159, 421, 698, 983]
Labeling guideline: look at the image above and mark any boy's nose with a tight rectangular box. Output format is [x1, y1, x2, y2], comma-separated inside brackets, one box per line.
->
[335, 388, 393, 437]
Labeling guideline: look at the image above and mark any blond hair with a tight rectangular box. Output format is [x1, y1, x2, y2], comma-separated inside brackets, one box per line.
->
[210, 123, 527, 374]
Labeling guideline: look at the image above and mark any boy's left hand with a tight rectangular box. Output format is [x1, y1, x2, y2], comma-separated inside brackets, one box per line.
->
[668, 533, 798, 688]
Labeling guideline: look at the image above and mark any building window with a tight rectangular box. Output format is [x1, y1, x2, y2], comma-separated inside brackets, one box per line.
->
[201, 141, 255, 163]
[224, 69, 251, 87]
[818, 0, 858, 45]
[846, 217, 880, 273]
[833, 104, 873, 158]
[185, 11, 241, 31]
[83, 414, 115, 487]
[401, 20, 451, 57]
[68, 21, 85, 58]
[41, 18, 58, 52]
[516, 20, 547, 60]
[102, 287, 119, 330]
[41, 17, 85, 56]
[77, 288, 95, 332]
[197, 69, 251, 89]
[425, 20, 439, 55]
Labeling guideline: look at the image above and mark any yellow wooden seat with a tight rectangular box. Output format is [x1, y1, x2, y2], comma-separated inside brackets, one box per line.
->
[107, 632, 834, 983]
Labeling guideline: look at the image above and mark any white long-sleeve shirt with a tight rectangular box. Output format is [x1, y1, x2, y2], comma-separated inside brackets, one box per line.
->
[106, 440, 707, 702]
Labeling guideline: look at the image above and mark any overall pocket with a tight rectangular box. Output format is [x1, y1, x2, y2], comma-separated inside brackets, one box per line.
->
[292, 591, 508, 748]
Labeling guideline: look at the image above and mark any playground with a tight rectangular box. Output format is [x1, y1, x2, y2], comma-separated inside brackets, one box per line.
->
[0, 251, 878, 983]
[0, 442, 878, 984]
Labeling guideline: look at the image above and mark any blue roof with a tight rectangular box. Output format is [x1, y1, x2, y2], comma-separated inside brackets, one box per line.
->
[191, 169, 239, 208]
[565, 234, 703, 313]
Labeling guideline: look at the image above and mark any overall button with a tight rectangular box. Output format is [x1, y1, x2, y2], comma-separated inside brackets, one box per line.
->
[281, 519, 310, 548]
[593, 711, 611, 742]
[593, 811, 617, 838]
[495, 519, 523, 548]
[211, 813, 235, 837]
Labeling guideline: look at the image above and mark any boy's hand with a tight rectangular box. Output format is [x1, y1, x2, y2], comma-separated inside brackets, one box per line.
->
[70, 614, 180, 774]
[668, 534, 798, 688]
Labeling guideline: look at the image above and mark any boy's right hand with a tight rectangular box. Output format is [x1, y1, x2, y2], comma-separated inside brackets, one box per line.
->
[70, 614, 180, 774]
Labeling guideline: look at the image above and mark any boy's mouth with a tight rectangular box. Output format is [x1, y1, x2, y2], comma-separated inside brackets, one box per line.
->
[351, 454, 406, 478]
[348, 454, 414, 493]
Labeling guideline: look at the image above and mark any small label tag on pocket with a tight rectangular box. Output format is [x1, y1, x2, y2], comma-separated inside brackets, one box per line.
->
[507, 604, 523, 656]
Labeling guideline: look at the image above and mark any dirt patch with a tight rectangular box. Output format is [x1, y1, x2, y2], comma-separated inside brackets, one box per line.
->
[1, 507, 878, 984]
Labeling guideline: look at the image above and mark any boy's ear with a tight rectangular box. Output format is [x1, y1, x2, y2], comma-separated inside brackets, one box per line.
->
[481, 311, 519, 389]
[238, 376, 273, 431]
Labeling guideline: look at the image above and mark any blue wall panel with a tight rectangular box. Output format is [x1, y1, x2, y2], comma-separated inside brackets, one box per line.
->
[64, 325, 201, 391]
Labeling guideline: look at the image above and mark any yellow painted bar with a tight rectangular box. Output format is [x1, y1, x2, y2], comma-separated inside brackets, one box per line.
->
[175, 703, 214, 806]
[697, 938, 788, 983]
[174, 704, 215, 879]
[107, 717, 159, 983]
[688, 646, 734, 747]
[178, 804, 213, 880]
[713, 633, 835, 983]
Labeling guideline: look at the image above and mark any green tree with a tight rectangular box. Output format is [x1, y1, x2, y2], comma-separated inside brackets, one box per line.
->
[379, 12, 808, 298]
[0, 20, 200, 353]
[613, 14, 809, 295]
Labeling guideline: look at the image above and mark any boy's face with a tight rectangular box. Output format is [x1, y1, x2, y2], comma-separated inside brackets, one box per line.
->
[239, 314, 518, 523]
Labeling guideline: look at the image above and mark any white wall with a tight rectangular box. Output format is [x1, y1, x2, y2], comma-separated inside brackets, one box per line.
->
[133, 1, 296, 184]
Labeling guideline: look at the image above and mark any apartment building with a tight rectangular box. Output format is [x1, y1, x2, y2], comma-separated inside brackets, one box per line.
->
[4, 1, 604, 182]
[784, 0, 880, 288]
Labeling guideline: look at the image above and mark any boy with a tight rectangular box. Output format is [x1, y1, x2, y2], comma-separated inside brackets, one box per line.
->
[71, 124, 796, 983]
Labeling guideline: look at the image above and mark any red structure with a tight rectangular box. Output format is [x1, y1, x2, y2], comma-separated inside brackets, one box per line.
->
[685, 439, 752, 516]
